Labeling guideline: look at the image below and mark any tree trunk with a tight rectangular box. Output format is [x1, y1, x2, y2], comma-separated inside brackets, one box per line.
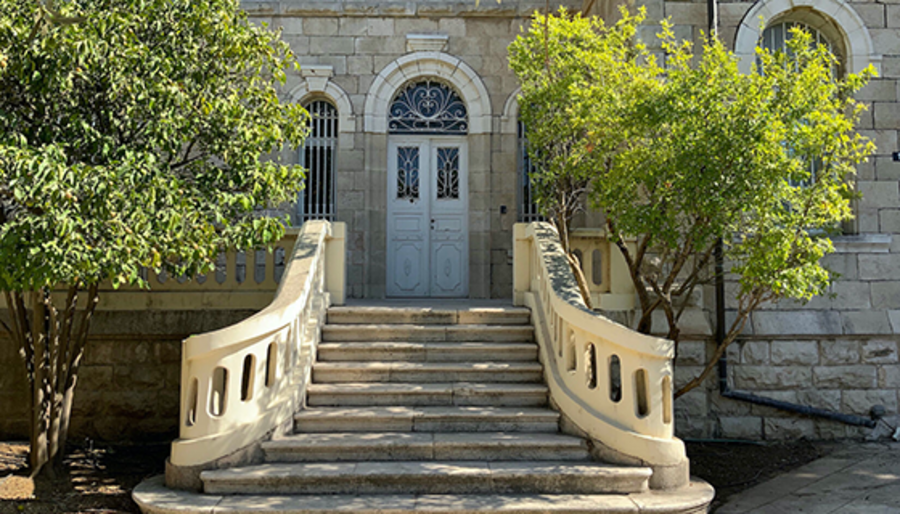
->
[555, 213, 593, 310]
[1, 284, 100, 477]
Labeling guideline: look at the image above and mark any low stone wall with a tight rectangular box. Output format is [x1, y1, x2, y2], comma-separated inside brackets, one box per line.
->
[675, 336, 899, 440]
[0, 310, 254, 442]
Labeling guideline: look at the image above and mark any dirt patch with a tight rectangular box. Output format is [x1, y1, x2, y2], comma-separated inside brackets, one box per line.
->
[0, 441, 167, 514]
[686, 438, 836, 512]
[1, 438, 834, 513]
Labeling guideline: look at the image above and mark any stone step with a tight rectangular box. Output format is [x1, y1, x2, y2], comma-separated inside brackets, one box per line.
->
[135, 476, 717, 514]
[263, 432, 590, 462]
[307, 383, 548, 407]
[312, 362, 543, 384]
[322, 324, 534, 343]
[317, 342, 539, 362]
[327, 306, 531, 326]
[293, 406, 560, 433]
[201, 461, 651, 495]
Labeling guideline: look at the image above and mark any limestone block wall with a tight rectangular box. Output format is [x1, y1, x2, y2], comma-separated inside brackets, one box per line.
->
[675, 337, 900, 439]
[640, 0, 900, 439]
[250, 0, 594, 299]
[0, 310, 253, 442]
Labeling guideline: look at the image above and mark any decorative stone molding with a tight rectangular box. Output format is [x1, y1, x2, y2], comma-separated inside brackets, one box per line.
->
[289, 65, 356, 133]
[406, 34, 449, 53]
[364, 52, 493, 134]
[831, 234, 892, 254]
[733, 0, 881, 75]
[242, 0, 544, 18]
[500, 87, 522, 136]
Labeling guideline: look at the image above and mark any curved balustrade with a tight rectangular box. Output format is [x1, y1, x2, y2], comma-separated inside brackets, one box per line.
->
[169, 221, 345, 469]
[513, 222, 687, 488]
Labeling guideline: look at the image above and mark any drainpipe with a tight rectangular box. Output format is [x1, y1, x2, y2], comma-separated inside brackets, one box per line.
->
[713, 246, 875, 428]
[704, 0, 876, 431]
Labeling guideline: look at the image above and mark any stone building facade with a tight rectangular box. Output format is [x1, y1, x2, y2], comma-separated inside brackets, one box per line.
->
[3, 0, 900, 443]
[260, 0, 900, 441]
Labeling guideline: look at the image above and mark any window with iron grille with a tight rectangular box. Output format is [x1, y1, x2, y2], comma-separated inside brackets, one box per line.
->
[517, 120, 543, 222]
[298, 100, 338, 222]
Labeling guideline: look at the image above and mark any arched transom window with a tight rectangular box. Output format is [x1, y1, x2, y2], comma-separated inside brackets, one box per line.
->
[299, 99, 338, 222]
[389, 80, 468, 135]
[759, 13, 846, 76]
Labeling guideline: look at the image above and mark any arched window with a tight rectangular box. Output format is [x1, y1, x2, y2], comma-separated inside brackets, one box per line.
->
[299, 99, 338, 222]
[760, 14, 853, 232]
[517, 120, 543, 222]
[389, 80, 468, 135]
[759, 14, 845, 76]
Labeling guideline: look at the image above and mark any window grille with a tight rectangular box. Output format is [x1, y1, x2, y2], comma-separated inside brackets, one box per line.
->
[517, 120, 543, 222]
[298, 100, 338, 222]
[761, 20, 833, 57]
[389, 80, 468, 135]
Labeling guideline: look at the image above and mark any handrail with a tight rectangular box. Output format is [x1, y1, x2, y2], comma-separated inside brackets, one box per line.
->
[169, 220, 345, 469]
[513, 222, 688, 489]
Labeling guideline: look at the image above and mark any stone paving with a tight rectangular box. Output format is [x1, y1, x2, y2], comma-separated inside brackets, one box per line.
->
[716, 442, 900, 513]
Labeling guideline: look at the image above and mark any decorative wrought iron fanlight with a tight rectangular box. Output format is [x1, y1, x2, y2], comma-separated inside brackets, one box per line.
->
[389, 80, 468, 135]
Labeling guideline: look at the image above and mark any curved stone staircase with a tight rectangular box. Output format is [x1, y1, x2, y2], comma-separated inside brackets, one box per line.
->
[135, 304, 713, 513]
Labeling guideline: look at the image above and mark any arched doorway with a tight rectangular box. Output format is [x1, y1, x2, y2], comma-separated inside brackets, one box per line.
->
[386, 79, 469, 297]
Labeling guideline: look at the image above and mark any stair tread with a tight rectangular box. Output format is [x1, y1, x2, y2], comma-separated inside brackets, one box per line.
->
[294, 406, 559, 419]
[314, 362, 542, 370]
[318, 342, 538, 348]
[308, 383, 548, 393]
[266, 432, 586, 449]
[204, 460, 649, 479]
[324, 324, 534, 329]
[328, 306, 531, 314]
[211, 493, 681, 513]
[135, 475, 716, 514]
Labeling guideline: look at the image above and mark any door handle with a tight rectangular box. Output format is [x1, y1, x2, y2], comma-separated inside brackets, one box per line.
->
[430, 219, 435, 230]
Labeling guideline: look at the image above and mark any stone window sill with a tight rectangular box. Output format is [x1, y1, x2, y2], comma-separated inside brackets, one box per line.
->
[830, 234, 892, 253]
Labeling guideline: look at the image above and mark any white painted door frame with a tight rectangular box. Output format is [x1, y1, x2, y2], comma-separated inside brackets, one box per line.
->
[386, 136, 469, 297]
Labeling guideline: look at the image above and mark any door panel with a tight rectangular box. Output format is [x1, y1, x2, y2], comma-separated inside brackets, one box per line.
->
[387, 139, 468, 298]
[429, 143, 467, 297]
[387, 142, 429, 297]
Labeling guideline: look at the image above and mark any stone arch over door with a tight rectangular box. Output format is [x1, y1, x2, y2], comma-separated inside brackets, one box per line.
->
[733, 0, 880, 74]
[364, 52, 492, 134]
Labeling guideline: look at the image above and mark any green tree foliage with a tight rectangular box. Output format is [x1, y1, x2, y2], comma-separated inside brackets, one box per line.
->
[510, 8, 875, 396]
[0, 0, 307, 474]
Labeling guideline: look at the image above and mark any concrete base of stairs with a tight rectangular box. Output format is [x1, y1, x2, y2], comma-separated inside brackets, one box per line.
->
[133, 475, 714, 514]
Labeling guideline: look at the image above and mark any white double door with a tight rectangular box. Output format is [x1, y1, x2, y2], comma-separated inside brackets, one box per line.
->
[387, 137, 468, 297]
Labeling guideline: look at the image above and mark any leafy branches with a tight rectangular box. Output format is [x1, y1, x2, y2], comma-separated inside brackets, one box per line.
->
[0, 0, 308, 474]
[510, 8, 875, 397]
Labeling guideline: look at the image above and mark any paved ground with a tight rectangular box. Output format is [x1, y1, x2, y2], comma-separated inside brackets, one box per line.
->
[716, 441, 900, 513]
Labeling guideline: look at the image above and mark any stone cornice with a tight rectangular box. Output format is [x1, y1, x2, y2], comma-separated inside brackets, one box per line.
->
[241, 0, 581, 17]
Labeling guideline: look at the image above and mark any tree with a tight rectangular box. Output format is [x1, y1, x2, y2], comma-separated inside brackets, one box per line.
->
[0, 0, 308, 475]
[509, 9, 875, 397]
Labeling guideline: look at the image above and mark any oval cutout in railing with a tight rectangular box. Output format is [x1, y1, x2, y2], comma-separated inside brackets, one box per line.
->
[635, 368, 650, 418]
[609, 355, 622, 403]
[565, 328, 577, 372]
[274, 247, 286, 283]
[265, 342, 278, 387]
[209, 367, 228, 417]
[235, 251, 247, 284]
[241, 354, 255, 402]
[186, 378, 198, 427]
[591, 249, 602, 285]
[572, 249, 583, 272]
[662, 375, 672, 424]
[215, 252, 227, 284]
[254, 249, 267, 284]
[585, 343, 597, 389]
